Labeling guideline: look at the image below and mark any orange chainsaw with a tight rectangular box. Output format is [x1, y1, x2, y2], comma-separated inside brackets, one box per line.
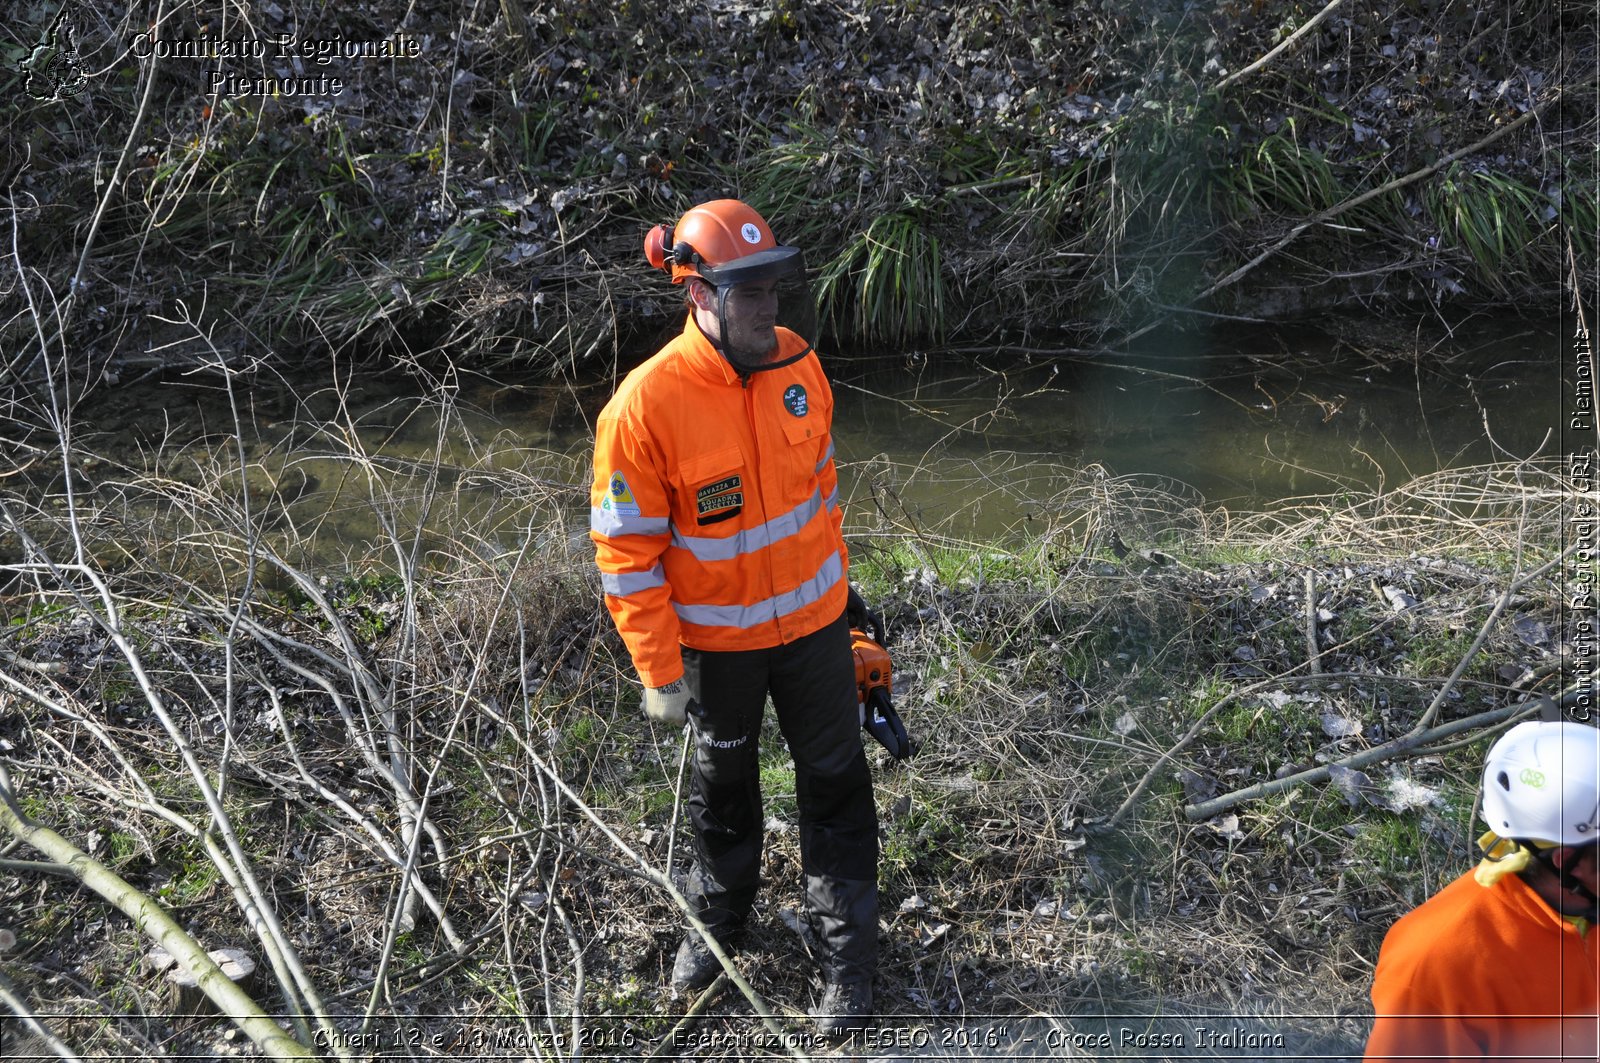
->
[852, 629, 913, 760]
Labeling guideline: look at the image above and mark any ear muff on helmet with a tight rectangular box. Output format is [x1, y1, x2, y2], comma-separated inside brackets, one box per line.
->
[644, 224, 670, 271]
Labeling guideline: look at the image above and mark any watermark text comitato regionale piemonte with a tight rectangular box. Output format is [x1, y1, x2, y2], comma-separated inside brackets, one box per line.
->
[132, 29, 420, 96]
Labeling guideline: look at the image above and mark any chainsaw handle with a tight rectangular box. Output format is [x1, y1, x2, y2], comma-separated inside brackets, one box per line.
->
[858, 608, 886, 648]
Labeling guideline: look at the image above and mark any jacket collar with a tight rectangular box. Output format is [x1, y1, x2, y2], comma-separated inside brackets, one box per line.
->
[677, 314, 743, 385]
[676, 313, 814, 385]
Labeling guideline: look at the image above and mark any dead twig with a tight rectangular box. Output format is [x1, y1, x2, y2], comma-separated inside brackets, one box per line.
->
[1303, 570, 1322, 676]
[0, 763, 314, 1061]
[1098, 671, 1292, 831]
[1184, 702, 1533, 822]
[666, 724, 693, 874]
[1215, 0, 1352, 92]
[645, 973, 730, 1060]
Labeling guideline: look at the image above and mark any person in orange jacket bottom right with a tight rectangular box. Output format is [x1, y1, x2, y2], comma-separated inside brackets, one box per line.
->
[1364, 720, 1600, 1061]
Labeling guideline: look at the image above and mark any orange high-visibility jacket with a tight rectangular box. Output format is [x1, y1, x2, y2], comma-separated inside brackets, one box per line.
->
[1365, 868, 1600, 1061]
[590, 316, 848, 687]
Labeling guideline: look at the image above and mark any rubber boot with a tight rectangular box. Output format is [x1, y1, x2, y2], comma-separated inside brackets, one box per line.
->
[803, 874, 877, 1036]
[670, 929, 724, 993]
[813, 978, 874, 1039]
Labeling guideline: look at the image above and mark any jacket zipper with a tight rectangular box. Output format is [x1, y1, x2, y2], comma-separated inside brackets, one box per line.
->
[742, 374, 780, 636]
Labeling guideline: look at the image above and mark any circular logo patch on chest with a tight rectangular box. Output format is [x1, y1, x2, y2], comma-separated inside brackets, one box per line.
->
[783, 384, 808, 417]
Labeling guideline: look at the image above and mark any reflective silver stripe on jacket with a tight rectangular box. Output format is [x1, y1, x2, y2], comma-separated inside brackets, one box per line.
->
[600, 564, 666, 598]
[814, 441, 835, 475]
[672, 552, 843, 629]
[824, 484, 839, 514]
[671, 488, 825, 563]
[590, 506, 670, 539]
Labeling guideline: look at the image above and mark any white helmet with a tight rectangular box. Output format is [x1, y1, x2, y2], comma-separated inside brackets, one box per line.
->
[1481, 721, 1600, 846]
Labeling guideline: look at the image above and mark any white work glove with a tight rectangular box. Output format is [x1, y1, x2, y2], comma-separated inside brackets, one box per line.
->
[642, 679, 696, 726]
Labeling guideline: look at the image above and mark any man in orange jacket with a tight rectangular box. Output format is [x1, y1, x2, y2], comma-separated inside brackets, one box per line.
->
[589, 199, 880, 1037]
[1365, 720, 1600, 1060]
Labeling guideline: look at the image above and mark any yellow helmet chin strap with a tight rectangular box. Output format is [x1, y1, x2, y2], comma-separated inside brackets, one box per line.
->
[1474, 830, 1554, 887]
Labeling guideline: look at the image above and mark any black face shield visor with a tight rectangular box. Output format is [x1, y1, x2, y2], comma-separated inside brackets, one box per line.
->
[701, 248, 819, 374]
[696, 245, 804, 287]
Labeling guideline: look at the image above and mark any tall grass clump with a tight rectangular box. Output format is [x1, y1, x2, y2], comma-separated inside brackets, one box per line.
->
[816, 208, 946, 347]
[1424, 164, 1571, 298]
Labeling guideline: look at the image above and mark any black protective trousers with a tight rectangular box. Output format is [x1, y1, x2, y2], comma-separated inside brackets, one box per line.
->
[680, 612, 879, 985]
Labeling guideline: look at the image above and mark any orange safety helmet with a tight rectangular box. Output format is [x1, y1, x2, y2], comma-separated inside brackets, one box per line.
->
[643, 199, 803, 288]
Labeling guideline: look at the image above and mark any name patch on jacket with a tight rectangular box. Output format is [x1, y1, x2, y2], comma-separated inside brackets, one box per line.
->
[696, 475, 743, 524]
[783, 384, 808, 417]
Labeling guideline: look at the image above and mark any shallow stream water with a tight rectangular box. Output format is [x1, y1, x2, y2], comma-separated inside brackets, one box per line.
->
[57, 312, 1562, 560]
[829, 313, 1560, 533]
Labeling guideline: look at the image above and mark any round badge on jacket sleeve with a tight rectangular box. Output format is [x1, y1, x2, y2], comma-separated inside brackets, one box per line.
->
[783, 384, 808, 417]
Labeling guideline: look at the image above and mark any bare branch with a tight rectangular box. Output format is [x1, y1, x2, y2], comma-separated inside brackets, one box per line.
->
[0, 764, 314, 1061]
[1215, 0, 1352, 93]
[1184, 702, 1533, 822]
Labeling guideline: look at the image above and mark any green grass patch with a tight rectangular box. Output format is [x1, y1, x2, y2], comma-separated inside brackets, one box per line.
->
[880, 793, 965, 883]
[1350, 813, 1443, 880]
[816, 208, 946, 347]
[759, 746, 798, 825]
[158, 845, 222, 905]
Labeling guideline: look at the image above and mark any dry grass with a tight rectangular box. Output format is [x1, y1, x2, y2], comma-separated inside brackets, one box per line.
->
[0, 347, 1578, 1060]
